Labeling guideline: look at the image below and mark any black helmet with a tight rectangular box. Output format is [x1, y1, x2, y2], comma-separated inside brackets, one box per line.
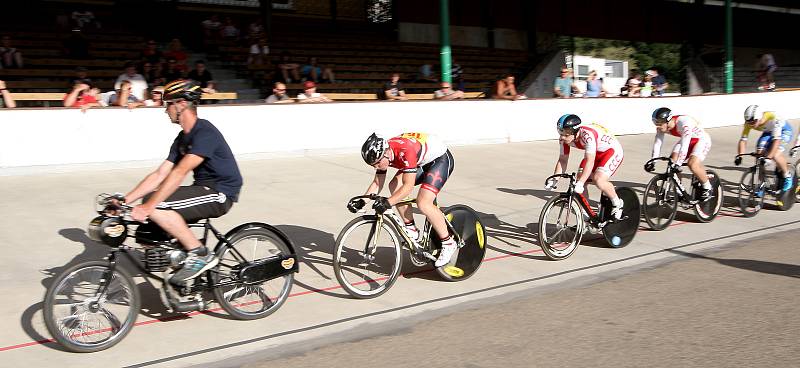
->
[361, 133, 387, 165]
[652, 107, 672, 125]
[556, 114, 582, 133]
[164, 79, 203, 102]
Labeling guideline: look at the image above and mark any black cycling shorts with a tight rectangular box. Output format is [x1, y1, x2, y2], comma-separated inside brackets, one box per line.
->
[414, 150, 455, 194]
[147, 185, 233, 223]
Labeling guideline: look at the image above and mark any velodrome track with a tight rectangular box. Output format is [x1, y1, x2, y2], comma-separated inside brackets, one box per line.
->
[1, 125, 799, 367]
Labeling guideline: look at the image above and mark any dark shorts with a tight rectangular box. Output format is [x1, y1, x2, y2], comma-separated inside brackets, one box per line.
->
[147, 185, 233, 223]
[413, 150, 455, 194]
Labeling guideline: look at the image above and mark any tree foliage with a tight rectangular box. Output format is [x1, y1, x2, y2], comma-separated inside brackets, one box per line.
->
[570, 37, 682, 88]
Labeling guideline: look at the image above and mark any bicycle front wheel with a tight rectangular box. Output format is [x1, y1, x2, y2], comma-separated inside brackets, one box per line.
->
[333, 215, 403, 299]
[642, 174, 677, 230]
[43, 261, 140, 353]
[738, 167, 764, 217]
[693, 170, 724, 222]
[213, 226, 295, 320]
[538, 195, 584, 260]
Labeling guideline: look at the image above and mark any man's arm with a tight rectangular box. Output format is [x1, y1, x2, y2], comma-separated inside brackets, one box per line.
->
[64, 85, 87, 107]
[133, 154, 203, 221]
[387, 172, 416, 205]
[0, 81, 15, 108]
[578, 152, 595, 184]
[365, 171, 387, 195]
[125, 160, 175, 203]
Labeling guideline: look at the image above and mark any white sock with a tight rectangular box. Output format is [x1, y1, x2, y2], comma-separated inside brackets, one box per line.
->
[702, 181, 712, 190]
[612, 197, 623, 207]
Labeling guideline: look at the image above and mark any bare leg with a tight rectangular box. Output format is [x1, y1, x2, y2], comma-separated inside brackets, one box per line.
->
[687, 156, 709, 183]
[417, 188, 448, 239]
[592, 171, 619, 200]
[148, 209, 203, 251]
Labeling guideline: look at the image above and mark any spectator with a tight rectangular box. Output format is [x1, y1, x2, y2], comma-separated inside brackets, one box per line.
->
[140, 39, 162, 65]
[63, 82, 101, 110]
[220, 17, 240, 40]
[265, 82, 294, 104]
[64, 28, 90, 59]
[109, 80, 144, 108]
[140, 62, 160, 87]
[164, 39, 188, 72]
[276, 52, 300, 83]
[0, 80, 16, 108]
[161, 58, 184, 83]
[248, 37, 270, 66]
[383, 73, 408, 101]
[553, 67, 575, 98]
[201, 15, 222, 40]
[623, 73, 642, 97]
[187, 60, 214, 88]
[247, 19, 265, 42]
[649, 69, 669, 96]
[300, 57, 335, 83]
[0, 35, 24, 68]
[144, 86, 164, 107]
[493, 74, 525, 100]
[114, 61, 148, 100]
[640, 74, 654, 97]
[417, 63, 437, 82]
[756, 53, 777, 91]
[296, 81, 332, 103]
[584, 70, 607, 97]
[70, 66, 92, 87]
[433, 81, 464, 100]
[71, 9, 99, 30]
[451, 59, 464, 91]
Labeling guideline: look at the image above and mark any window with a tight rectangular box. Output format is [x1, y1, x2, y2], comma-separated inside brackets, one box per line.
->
[605, 62, 624, 78]
[577, 65, 589, 77]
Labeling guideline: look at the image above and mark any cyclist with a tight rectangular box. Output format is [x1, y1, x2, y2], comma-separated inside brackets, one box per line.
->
[736, 104, 794, 193]
[649, 107, 714, 200]
[349, 132, 456, 267]
[117, 79, 243, 286]
[547, 114, 625, 220]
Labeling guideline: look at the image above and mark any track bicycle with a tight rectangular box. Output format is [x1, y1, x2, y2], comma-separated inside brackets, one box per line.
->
[43, 194, 298, 353]
[641, 157, 723, 230]
[791, 145, 800, 202]
[735, 152, 797, 217]
[538, 173, 640, 260]
[333, 194, 486, 299]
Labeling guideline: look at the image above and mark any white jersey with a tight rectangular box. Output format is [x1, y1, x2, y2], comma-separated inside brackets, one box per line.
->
[561, 123, 619, 156]
[652, 115, 710, 165]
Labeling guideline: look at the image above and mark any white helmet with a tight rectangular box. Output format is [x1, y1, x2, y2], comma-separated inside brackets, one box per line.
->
[744, 105, 759, 122]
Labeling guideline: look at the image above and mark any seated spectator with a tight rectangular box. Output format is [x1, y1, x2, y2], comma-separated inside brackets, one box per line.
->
[247, 19, 265, 42]
[143, 86, 164, 107]
[300, 57, 335, 83]
[109, 80, 144, 108]
[187, 60, 214, 88]
[451, 59, 464, 91]
[553, 67, 575, 98]
[140, 40, 162, 66]
[583, 70, 607, 97]
[114, 61, 148, 100]
[417, 63, 437, 82]
[383, 73, 408, 101]
[276, 52, 300, 83]
[71, 9, 100, 30]
[248, 37, 270, 67]
[70, 66, 92, 87]
[265, 82, 294, 104]
[649, 69, 668, 96]
[140, 62, 160, 87]
[220, 17, 240, 40]
[493, 74, 525, 100]
[164, 39, 188, 72]
[161, 58, 184, 83]
[433, 81, 464, 100]
[623, 73, 642, 97]
[63, 82, 101, 111]
[756, 53, 777, 91]
[0, 80, 16, 108]
[640, 74, 654, 97]
[63, 28, 90, 59]
[0, 35, 24, 68]
[296, 81, 332, 103]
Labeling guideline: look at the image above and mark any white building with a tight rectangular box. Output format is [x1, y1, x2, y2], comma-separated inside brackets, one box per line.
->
[572, 55, 629, 97]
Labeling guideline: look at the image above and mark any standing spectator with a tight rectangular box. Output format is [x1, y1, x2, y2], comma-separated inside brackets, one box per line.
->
[300, 57, 335, 83]
[144, 86, 164, 107]
[276, 52, 300, 83]
[114, 61, 149, 100]
[756, 53, 777, 91]
[0, 36, 24, 68]
[433, 81, 464, 100]
[187, 60, 214, 88]
[63, 28, 90, 59]
[493, 74, 524, 100]
[140, 39, 162, 65]
[296, 81, 332, 103]
[109, 80, 144, 108]
[0, 80, 16, 108]
[623, 73, 642, 97]
[584, 70, 607, 97]
[265, 82, 293, 104]
[220, 17, 240, 40]
[649, 69, 669, 96]
[201, 15, 222, 40]
[383, 73, 408, 101]
[63, 82, 101, 110]
[553, 67, 575, 98]
[248, 37, 270, 66]
[640, 74, 654, 97]
[161, 58, 184, 83]
[164, 39, 188, 73]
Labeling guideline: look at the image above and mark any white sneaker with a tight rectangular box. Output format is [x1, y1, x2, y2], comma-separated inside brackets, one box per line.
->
[403, 225, 419, 242]
[610, 199, 624, 220]
[435, 238, 458, 267]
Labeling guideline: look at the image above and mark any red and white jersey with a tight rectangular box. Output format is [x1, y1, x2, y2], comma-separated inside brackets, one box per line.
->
[560, 123, 620, 156]
[652, 115, 711, 165]
[387, 132, 448, 173]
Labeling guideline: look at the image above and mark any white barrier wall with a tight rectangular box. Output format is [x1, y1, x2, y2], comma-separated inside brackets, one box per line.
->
[2, 91, 799, 173]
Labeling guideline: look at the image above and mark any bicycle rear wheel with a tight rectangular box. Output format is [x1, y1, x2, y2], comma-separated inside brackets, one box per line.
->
[538, 195, 583, 260]
[333, 215, 402, 299]
[738, 167, 764, 217]
[213, 226, 295, 320]
[602, 187, 640, 248]
[693, 170, 723, 222]
[43, 261, 140, 353]
[432, 205, 487, 281]
[642, 174, 678, 230]
[776, 167, 796, 211]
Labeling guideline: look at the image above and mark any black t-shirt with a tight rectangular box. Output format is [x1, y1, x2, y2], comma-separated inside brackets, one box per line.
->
[383, 81, 403, 97]
[167, 119, 243, 201]
[188, 69, 214, 88]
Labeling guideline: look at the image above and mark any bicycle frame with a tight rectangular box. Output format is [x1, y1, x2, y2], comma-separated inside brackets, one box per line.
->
[644, 157, 696, 205]
[547, 173, 605, 226]
[736, 152, 777, 196]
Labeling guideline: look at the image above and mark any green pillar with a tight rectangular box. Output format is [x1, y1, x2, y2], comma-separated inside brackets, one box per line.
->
[725, 0, 733, 93]
[440, 0, 452, 83]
